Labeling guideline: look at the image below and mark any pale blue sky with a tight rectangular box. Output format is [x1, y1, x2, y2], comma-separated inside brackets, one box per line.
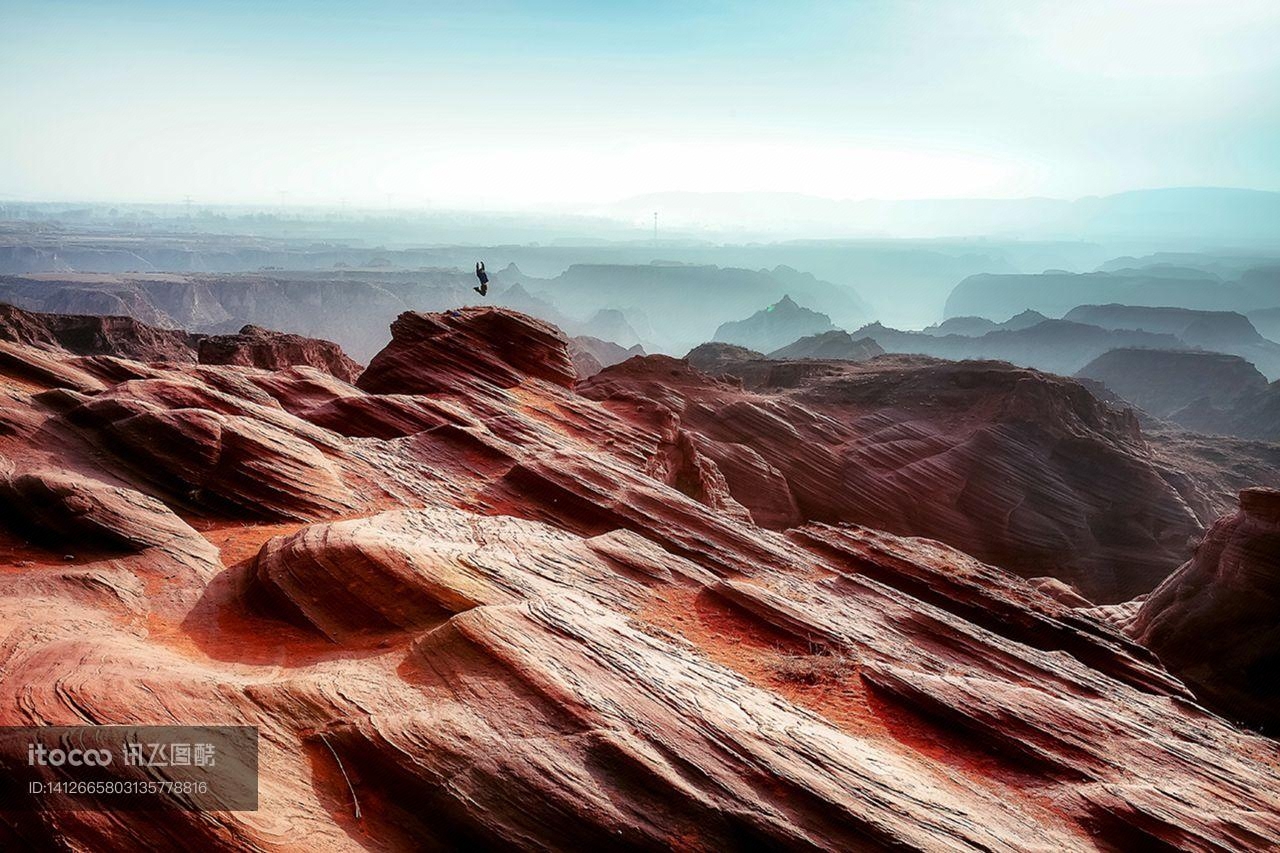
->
[3, 0, 1279, 206]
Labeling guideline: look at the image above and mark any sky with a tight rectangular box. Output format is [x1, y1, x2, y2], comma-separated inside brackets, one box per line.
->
[2, 0, 1279, 209]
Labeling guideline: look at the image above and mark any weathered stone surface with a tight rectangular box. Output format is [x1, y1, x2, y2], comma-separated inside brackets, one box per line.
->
[357, 308, 577, 395]
[0, 307, 1277, 851]
[198, 324, 363, 382]
[1030, 576, 1095, 608]
[0, 340, 107, 393]
[583, 353, 1203, 602]
[0, 302, 200, 362]
[51, 373, 378, 522]
[0, 467, 197, 551]
[1131, 487, 1280, 732]
[249, 507, 656, 643]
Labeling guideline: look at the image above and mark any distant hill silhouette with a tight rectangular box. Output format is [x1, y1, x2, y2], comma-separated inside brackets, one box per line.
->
[946, 264, 1280, 324]
[1064, 304, 1280, 379]
[1078, 348, 1280, 441]
[713, 296, 837, 353]
[923, 310, 1049, 337]
[517, 263, 869, 354]
[1250, 307, 1280, 343]
[855, 318, 1185, 376]
[573, 308, 648, 350]
[603, 187, 1280, 243]
[767, 330, 884, 361]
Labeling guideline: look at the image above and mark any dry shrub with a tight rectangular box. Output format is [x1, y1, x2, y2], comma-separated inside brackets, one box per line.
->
[773, 640, 855, 685]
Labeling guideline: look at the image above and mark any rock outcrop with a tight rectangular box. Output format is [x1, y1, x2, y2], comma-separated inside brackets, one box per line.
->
[583, 352, 1202, 602]
[197, 324, 363, 382]
[1130, 487, 1280, 732]
[0, 269, 483, 362]
[68, 384, 365, 521]
[0, 303, 199, 362]
[684, 341, 765, 375]
[0, 466, 199, 551]
[0, 304, 366, 385]
[357, 308, 577, 395]
[0, 309, 1278, 851]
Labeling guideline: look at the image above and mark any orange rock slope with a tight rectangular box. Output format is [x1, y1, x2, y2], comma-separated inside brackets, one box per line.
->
[0, 306, 1277, 851]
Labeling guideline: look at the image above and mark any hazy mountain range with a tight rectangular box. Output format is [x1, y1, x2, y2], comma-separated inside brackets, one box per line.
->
[599, 187, 1280, 242]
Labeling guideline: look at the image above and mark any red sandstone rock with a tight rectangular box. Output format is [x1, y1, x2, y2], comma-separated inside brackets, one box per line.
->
[0, 303, 199, 363]
[0, 308, 1276, 851]
[0, 466, 199, 551]
[1130, 487, 1280, 732]
[582, 353, 1203, 603]
[357, 308, 577, 395]
[197, 324, 363, 382]
[1030, 577, 1095, 608]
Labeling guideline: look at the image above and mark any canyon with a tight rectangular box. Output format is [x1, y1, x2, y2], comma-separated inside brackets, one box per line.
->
[0, 305, 1277, 849]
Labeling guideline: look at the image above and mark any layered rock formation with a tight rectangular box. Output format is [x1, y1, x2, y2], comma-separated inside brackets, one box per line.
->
[197, 324, 362, 382]
[0, 269, 482, 362]
[0, 302, 199, 362]
[583, 351, 1204, 602]
[0, 303, 365, 382]
[0, 306, 1277, 851]
[357, 308, 577, 394]
[1130, 487, 1280, 732]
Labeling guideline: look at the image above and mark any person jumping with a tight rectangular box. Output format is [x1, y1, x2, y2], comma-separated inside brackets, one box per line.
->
[474, 261, 489, 296]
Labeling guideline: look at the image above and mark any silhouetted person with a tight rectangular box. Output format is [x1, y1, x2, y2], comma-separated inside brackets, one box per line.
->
[474, 261, 488, 296]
